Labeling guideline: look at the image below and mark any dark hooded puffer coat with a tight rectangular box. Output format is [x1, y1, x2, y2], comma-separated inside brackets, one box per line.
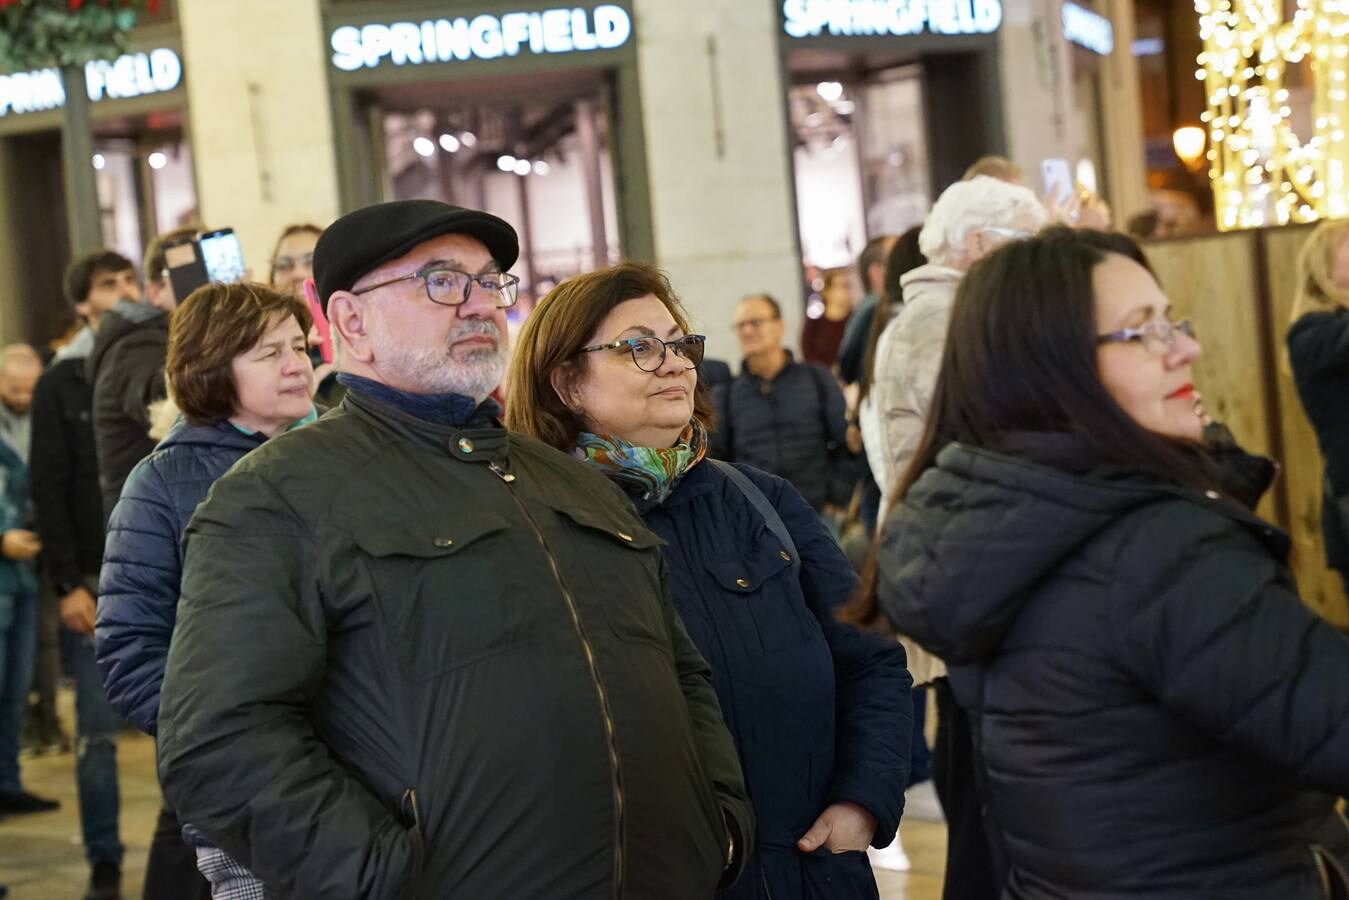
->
[879, 432, 1349, 899]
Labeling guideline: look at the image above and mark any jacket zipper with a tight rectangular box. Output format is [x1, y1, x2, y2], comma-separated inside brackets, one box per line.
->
[490, 461, 625, 898]
[759, 867, 773, 899]
[1312, 846, 1333, 899]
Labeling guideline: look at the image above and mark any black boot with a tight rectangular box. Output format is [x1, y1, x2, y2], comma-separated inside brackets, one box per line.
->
[85, 860, 121, 900]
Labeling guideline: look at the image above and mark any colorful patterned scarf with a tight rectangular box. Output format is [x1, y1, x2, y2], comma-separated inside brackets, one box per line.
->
[574, 420, 708, 503]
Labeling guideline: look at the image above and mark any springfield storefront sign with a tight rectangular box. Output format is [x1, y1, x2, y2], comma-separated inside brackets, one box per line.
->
[331, 4, 633, 71]
[782, 0, 1003, 37]
[0, 47, 182, 118]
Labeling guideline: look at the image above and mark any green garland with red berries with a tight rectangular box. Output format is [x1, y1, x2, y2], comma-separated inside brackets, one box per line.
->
[0, 0, 159, 74]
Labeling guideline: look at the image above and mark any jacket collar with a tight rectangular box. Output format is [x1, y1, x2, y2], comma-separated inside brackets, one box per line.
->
[342, 386, 508, 464]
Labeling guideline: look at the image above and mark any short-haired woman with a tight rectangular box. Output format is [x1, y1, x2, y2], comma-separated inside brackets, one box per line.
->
[96, 283, 316, 899]
[1287, 219, 1349, 593]
[851, 227, 1349, 897]
[506, 262, 913, 900]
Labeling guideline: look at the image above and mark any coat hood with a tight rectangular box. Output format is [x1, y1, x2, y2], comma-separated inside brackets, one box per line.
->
[878, 433, 1191, 664]
[87, 300, 167, 382]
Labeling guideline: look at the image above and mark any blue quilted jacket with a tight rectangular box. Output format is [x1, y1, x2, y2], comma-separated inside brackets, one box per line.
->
[631, 461, 913, 900]
[95, 418, 268, 735]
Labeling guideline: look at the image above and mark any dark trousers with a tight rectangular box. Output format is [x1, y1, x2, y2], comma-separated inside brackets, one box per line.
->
[908, 686, 932, 786]
[143, 799, 210, 900]
[933, 679, 1003, 900]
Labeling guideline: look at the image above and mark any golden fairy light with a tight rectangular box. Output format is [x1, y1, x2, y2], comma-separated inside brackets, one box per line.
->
[1194, 0, 1349, 229]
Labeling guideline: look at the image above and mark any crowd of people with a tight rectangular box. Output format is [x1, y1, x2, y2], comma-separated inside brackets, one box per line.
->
[0, 153, 1343, 900]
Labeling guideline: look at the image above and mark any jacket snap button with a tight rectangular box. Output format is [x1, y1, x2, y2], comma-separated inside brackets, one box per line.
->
[735, 578, 750, 588]
[433, 537, 454, 548]
[779, 550, 791, 562]
[1204, 490, 1220, 500]
[617, 531, 634, 542]
[457, 438, 475, 454]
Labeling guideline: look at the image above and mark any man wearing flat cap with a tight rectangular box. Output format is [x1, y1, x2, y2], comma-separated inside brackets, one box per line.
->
[154, 200, 753, 898]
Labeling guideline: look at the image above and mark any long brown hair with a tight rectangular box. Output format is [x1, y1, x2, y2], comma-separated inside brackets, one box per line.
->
[505, 262, 715, 450]
[841, 228, 1219, 628]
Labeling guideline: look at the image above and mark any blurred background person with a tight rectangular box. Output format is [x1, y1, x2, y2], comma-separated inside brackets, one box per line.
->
[266, 223, 320, 298]
[852, 226, 1349, 898]
[89, 228, 193, 521]
[30, 252, 137, 900]
[802, 268, 854, 368]
[506, 261, 912, 900]
[97, 282, 316, 900]
[267, 222, 343, 408]
[713, 293, 856, 532]
[836, 236, 896, 388]
[0, 343, 54, 822]
[859, 175, 1048, 899]
[1287, 218, 1349, 594]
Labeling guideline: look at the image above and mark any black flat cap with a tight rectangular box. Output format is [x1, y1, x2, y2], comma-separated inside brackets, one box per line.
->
[313, 199, 519, 310]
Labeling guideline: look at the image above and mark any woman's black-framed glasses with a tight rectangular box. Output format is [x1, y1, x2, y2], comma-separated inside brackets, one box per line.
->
[579, 334, 706, 372]
[1096, 318, 1195, 356]
[351, 266, 520, 308]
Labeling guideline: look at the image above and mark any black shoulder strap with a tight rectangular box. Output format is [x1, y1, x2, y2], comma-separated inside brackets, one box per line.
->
[708, 459, 801, 576]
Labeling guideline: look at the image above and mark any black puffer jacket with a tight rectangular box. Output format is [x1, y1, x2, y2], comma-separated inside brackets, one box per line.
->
[878, 433, 1349, 899]
[156, 389, 754, 899]
[87, 300, 169, 520]
[710, 356, 855, 511]
[1289, 309, 1349, 570]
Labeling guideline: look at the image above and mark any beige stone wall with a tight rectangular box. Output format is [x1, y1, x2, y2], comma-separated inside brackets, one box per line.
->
[631, 0, 804, 363]
[997, 0, 1147, 220]
[177, 0, 340, 274]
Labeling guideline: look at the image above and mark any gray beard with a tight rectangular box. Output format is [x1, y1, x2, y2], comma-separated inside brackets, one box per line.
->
[370, 318, 506, 400]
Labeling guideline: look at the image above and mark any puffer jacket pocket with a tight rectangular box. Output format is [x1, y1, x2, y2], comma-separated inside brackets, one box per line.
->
[549, 504, 670, 649]
[705, 536, 814, 657]
[354, 513, 529, 682]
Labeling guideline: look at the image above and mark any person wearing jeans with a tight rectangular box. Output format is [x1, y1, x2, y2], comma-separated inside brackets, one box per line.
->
[62, 619, 124, 894]
[0, 432, 57, 818]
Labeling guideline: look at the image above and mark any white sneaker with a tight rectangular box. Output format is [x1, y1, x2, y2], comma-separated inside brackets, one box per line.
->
[867, 835, 912, 872]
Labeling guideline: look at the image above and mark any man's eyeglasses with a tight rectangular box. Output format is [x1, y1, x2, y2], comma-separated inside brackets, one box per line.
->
[272, 253, 314, 273]
[352, 267, 520, 308]
[732, 317, 778, 331]
[579, 334, 706, 372]
[1097, 318, 1196, 356]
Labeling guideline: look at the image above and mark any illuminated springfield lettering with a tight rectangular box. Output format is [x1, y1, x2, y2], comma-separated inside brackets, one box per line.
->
[781, 0, 1003, 38]
[330, 4, 632, 71]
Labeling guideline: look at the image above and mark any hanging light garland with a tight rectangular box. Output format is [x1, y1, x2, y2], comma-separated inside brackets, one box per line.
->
[1194, 0, 1349, 229]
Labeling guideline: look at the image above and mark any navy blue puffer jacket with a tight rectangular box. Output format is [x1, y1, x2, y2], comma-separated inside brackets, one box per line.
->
[96, 418, 267, 735]
[633, 460, 913, 900]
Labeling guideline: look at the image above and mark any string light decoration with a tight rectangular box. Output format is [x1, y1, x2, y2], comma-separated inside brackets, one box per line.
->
[1194, 0, 1349, 229]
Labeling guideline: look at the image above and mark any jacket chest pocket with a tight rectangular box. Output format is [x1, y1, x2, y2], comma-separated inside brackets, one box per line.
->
[549, 505, 670, 651]
[705, 537, 815, 657]
[354, 514, 532, 682]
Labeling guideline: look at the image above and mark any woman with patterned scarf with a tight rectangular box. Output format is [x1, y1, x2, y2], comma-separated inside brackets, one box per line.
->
[506, 262, 913, 900]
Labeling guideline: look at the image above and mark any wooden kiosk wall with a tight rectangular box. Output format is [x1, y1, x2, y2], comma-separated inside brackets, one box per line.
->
[1145, 224, 1349, 629]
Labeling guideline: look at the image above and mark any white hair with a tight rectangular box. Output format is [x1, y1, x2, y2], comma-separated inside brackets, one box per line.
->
[918, 176, 1049, 268]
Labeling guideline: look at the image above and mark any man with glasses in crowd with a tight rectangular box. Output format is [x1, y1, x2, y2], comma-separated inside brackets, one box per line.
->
[154, 199, 753, 898]
[710, 293, 855, 527]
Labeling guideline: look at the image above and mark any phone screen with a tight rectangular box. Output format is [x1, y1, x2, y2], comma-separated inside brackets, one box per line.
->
[1041, 158, 1074, 205]
[199, 229, 245, 283]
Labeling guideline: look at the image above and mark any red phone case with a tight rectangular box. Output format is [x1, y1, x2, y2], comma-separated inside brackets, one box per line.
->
[303, 278, 334, 364]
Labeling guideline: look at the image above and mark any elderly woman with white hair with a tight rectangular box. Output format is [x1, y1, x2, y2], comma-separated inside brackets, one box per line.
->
[857, 174, 1047, 897]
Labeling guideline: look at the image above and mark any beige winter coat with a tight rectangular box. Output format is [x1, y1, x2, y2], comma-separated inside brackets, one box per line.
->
[859, 263, 963, 685]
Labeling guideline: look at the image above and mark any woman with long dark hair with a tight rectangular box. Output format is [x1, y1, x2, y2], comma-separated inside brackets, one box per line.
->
[848, 227, 1349, 897]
